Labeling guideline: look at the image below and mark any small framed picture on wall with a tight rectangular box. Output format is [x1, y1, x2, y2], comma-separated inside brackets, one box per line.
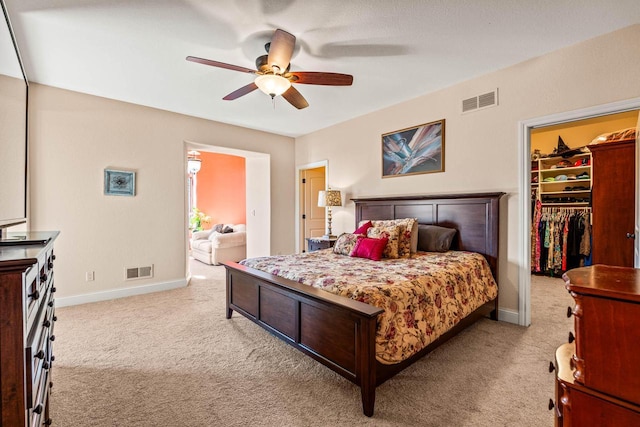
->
[104, 169, 136, 196]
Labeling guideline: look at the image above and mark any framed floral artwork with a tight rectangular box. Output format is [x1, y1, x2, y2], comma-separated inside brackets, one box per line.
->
[382, 119, 445, 178]
[104, 169, 135, 196]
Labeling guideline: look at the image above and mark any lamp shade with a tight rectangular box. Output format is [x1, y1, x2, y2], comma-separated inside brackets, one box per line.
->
[255, 74, 291, 97]
[318, 190, 342, 207]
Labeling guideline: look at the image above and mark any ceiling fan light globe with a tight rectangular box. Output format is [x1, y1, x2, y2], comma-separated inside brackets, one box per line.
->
[255, 74, 291, 97]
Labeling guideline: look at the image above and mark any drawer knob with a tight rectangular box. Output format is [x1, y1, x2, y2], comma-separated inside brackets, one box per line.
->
[43, 319, 51, 328]
[568, 331, 575, 343]
[548, 361, 555, 373]
[43, 361, 50, 370]
[41, 273, 48, 282]
[33, 404, 43, 414]
[548, 399, 555, 410]
[48, 300, 54, 307]
[48, 261, 54, 269]
[45, 418, 53, 425]
[35, 350, 45, 359]
[29, 290, 40, 300]
[566, 306, 573, 318]
[53, 315, 58, 322]
[50, 335, 56, 342]
[51, 355, 55, 362]
[51, 286, 57, 293]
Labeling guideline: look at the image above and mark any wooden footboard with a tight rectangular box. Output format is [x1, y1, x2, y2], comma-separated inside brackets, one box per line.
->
[225, 262, 384, 416]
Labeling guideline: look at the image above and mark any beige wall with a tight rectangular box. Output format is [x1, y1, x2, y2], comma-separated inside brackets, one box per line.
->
[295, 24, 640, 317]
[29, 84, 294, 301]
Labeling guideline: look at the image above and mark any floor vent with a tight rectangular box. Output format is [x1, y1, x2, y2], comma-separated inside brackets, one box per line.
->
[462, 88, 498, 113]
[125, 265, 154, 280]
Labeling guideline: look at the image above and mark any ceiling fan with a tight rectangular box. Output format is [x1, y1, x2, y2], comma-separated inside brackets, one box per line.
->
[186, 29, 353, 110]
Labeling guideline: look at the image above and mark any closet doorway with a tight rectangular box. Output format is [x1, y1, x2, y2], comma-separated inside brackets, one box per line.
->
[519, 99, 640, 326]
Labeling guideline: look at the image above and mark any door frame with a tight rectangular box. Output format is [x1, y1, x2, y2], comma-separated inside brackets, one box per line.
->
[184, 141, 271, 268]
[518, 97, 640, 326]
[295, 160, 328, 253]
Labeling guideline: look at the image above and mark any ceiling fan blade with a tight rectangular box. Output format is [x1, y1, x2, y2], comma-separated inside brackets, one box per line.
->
[282, 86, 309, 110]
[186, 56, 257, 74]
[288, 71, 353, 86]
[268, 29, 295, 73]
[223, 82, 259, 100]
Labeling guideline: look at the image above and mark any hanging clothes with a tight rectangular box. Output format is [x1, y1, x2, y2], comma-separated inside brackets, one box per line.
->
[531, 204, 592, 275]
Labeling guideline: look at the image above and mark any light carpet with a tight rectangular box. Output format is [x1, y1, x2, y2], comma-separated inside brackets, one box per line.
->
[50, 260, 573, 426]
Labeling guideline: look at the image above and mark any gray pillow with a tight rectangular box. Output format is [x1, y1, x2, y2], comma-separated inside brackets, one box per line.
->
[417, 225, 456, 252]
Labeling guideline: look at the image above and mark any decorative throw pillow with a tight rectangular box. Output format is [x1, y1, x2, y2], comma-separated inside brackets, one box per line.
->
[350, 236, 388, 261]
[212, 223, 224, 233]
[369, 218, 417, 258]
[353, 220, 373, 235]
[417, 225, 457, 252]
[367, 225, 400, 259]
[333, 233, 361, 256]
[222, 225, 234, 233]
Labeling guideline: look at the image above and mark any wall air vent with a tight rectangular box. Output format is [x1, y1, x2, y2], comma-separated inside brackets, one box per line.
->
[462, 88, 499, 113]
[462, 96, 478, 112]
[125, 265, 154, 280]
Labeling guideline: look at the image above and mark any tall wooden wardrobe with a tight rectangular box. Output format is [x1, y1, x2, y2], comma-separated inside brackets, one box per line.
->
[589, 138, 636, 267]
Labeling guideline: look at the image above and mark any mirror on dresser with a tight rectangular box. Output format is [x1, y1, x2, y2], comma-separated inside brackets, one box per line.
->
[0, 0, 28, 235]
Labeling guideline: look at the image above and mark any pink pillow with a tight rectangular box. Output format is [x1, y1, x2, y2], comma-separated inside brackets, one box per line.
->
[354, 220, 373, 235]
[350, 236, 388, 261]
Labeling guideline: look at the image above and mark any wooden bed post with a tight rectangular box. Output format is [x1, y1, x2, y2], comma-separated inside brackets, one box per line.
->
[225, 268, 233, 319]
[358, 315, 378, 417]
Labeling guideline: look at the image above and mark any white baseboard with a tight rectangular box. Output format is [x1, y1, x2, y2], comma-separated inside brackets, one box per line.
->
[56, 278, 188, 307]
[498, 308, 519, 325]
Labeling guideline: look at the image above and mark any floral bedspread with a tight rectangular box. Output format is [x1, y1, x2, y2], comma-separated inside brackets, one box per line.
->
[240, 250, 498, 365]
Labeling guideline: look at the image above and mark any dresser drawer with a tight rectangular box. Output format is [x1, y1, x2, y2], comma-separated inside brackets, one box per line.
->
[557, 381, 640, 427]
[25, 288, 55, 410]
[571, 292, 640, 406]
[25, 265, 40, 330]
[29, 369, 50, 427]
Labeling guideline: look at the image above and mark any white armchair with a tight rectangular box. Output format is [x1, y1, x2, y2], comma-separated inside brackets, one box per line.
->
[190, 224, 246, 265]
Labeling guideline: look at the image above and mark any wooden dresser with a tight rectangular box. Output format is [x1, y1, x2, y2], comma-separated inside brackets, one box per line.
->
[0, 231, 59, 426]
[552, 265, 640, 425]
[589, 139, 636, 267]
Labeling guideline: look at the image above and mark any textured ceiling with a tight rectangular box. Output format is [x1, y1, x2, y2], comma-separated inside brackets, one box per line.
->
[4, 0, 640, 137]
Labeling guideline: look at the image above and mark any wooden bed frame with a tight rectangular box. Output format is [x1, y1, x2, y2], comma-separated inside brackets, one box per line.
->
[223, 192, 504, 416]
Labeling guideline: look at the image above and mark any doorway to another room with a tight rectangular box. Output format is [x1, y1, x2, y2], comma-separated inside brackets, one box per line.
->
[185, 144, 271, 268]
[297, 162, 327, 253]
[519, 99, 640, 326]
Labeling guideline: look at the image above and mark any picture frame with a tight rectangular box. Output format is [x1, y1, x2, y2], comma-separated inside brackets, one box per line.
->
[104, 169, 136, 196]
[382, 119, 445, 178]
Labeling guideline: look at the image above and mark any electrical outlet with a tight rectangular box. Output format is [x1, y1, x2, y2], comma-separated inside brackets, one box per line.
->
[86, 271, 95, 281]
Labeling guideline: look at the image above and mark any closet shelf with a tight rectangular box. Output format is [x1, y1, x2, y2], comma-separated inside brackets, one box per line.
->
[535, 152, 592, 207]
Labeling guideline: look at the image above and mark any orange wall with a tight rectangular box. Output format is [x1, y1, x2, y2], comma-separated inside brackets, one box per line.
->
[195, 152, 246, 226]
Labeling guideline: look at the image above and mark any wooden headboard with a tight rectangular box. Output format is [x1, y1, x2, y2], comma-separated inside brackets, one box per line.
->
[352, 192, 504, 280]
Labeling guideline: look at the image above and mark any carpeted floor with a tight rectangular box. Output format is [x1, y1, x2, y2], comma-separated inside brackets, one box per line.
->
[50, 260, 573, 426]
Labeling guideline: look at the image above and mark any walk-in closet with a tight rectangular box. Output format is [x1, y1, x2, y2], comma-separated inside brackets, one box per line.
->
[530, 110, 638, 277]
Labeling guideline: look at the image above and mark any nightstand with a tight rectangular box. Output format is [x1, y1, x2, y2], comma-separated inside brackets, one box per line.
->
[306, 237, 337, 252]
